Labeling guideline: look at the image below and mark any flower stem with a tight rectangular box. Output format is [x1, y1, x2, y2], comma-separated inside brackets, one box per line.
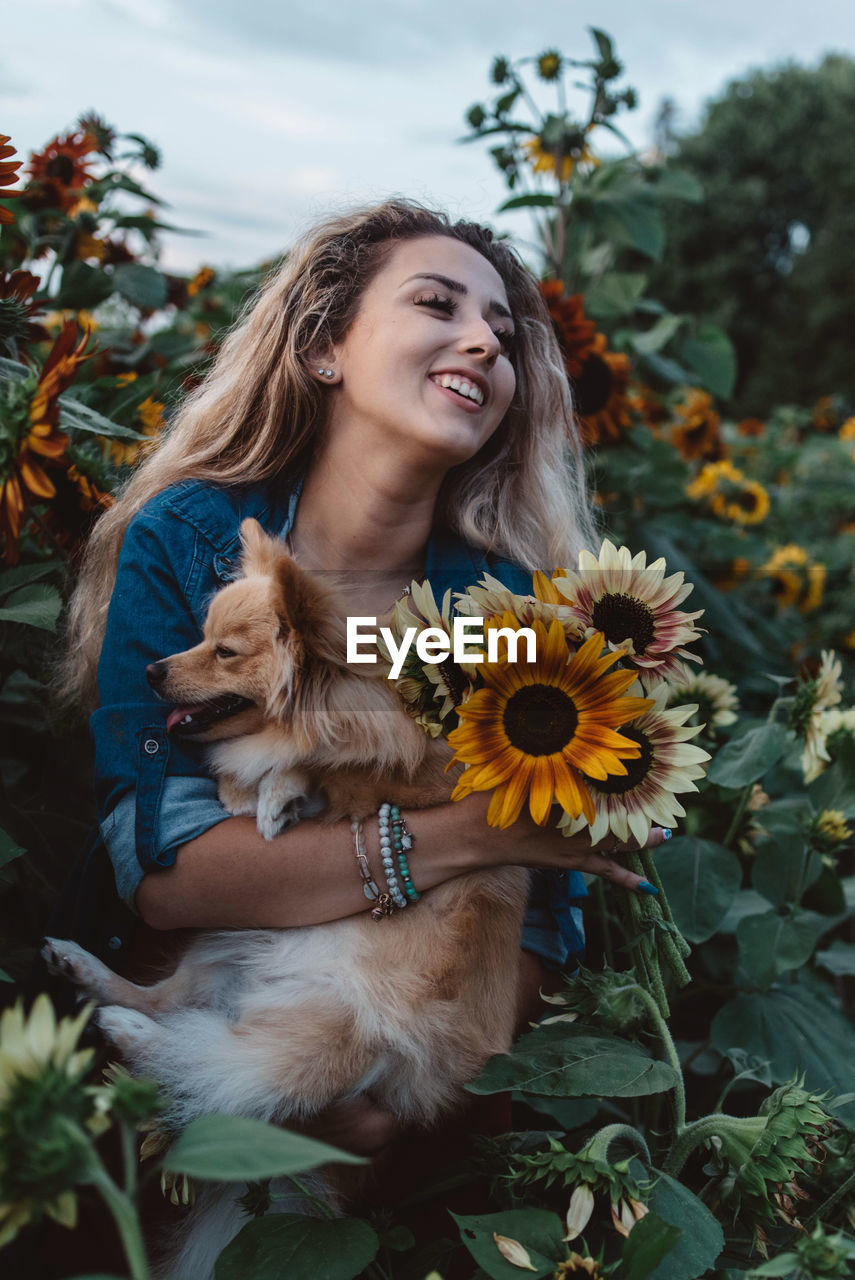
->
[586, 1122, 652, 1167]
[86, 1159, 151, 1280]
[630, 985, 686, 1134]
[662, 1113, 759, 1178]
[723, 783, 754, 849]
[802, 1162, 855, 1231]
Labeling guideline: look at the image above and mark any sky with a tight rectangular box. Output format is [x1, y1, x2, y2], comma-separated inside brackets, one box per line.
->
[3, 0, 855, 273]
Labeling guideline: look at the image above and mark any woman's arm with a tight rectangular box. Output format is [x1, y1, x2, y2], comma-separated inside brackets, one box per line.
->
[136, 789, 667, 930]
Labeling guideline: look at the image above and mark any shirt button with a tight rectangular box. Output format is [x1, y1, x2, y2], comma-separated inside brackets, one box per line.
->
[144, 739, 160, 755]
[108, 936, 123, 951]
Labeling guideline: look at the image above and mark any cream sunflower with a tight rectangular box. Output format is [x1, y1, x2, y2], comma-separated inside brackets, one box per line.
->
[664, 660, 739, 733]
[795, 650, 844, 783]
[559, 682, 710, 847]
[383, 579, 478, 733]
[455, 572, 585, 644]
[0, 995, 96, 1247]
[551, 540, 704, 686]
[448, 619, 653, 828]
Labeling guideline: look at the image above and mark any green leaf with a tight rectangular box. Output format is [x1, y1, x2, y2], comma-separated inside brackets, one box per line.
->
[679, 324, 738, 399]
[816, 941, 855, 976]
[620, 1211, 682, 1280]
[645, 1171, 724, 1280]
[59, 397, 148, 441]
[56, 261, 115, 309]
[466, 1024, 679, 1099]
[0, 561, 59, 598]
[594, 195, 665, 260]
[655, 838, 742, 943]
[452, 1208, 564, 1279]
[747, 1255, 801, 1277]
[590, 28, 615, 62]
[808, 738, 855, 818]
[710, 982, 855, 1095]
[162, 1115, 365, 1181]
[648, 168, 704, 203]
[751, 837, 823, 908]
[706, 723, 790, 788]
[630, 313, 683, 355]
[736, 911, 817, 987]
[0, 969, 14, 982]
[0, 828, 26, 868]
[0, 583, 63, 631]
[497, 194, 556, 211]
[215, 1214, 378, 1280]
[585, 273, 648, 319]
[113, 263, 168, 311]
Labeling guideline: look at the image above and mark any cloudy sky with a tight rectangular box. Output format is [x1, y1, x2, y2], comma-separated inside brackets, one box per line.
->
[4, 0, 855, 272]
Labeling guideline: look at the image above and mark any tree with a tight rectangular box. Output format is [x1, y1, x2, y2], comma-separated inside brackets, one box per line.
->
[650, 54, 855, 414]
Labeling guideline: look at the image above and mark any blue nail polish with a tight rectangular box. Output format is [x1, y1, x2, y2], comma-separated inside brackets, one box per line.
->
[638, 880, 659, 895]
[662, 828, 673, 841]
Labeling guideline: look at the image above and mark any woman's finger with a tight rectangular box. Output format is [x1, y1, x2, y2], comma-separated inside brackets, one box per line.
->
[583, 825, 674, 893]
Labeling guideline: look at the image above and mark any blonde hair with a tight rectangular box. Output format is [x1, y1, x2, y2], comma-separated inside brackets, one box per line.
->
[59, 199, 598, 713]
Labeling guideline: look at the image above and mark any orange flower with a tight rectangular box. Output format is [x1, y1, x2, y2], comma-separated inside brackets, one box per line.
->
[0, 270, 49, 350]
[1, 321, 93, 561]
[670, 388, 726, 461]
[187, 266, 215, 297]
[575, 336, 633, 447]
[737, 417, 766, 437]
[628, 383, 669, 433]
[0, 134, 23, 224]
[25, 128, 97, 213]
[540, 280, 598, 378]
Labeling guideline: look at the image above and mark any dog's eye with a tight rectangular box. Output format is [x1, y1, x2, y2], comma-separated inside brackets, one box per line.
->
[214, 645, 237, 659]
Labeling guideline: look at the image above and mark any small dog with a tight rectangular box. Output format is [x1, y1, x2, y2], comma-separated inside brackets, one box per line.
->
[45, 518, 528, 1278]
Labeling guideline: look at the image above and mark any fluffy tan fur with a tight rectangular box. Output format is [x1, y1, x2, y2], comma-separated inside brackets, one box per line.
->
[44, 518, 528, 1279]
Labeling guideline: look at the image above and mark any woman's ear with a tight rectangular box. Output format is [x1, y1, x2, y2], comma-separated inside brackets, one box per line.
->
[304, 345, 341, 386]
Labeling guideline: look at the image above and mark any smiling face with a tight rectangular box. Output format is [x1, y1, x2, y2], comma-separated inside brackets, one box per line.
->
[324, 235, 518, 475]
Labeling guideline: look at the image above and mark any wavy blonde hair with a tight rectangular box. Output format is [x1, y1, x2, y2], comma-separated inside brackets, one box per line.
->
[59, 199, 598, 713]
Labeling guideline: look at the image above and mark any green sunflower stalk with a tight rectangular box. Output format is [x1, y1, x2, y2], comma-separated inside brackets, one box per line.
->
[383, 539, 710, 1016]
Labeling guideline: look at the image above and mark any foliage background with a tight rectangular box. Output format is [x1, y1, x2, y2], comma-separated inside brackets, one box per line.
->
[1, 18, 855, 1280]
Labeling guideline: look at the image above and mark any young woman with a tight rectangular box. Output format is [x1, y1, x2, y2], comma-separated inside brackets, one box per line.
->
[59, 199, 668, 1152]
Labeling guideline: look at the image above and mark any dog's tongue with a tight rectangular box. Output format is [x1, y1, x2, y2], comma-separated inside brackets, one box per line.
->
[166, 706, 204, 734]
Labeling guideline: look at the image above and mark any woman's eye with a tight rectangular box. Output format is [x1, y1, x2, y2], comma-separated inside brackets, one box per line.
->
[413, 292, 456, 315]
[495, 328, 517, 355]
[215, 645, 237, 659]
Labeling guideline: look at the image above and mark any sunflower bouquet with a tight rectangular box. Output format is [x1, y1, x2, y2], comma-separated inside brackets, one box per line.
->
[383, 540, 711, 1014]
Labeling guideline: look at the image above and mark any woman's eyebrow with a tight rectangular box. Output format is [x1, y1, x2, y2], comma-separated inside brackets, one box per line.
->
[400, 272, 513, 321]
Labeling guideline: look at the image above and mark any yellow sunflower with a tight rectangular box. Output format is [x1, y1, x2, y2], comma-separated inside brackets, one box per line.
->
[687, 459, 769, 526]
[383, 579, 479, 732]
[448, 619, 652, 829]
[795, 650, 843, 783]
[456, 572, 585, 644]
[575, 336, 633, 447]
[523, 127, 597, 185]
[762, 544, 826, 615]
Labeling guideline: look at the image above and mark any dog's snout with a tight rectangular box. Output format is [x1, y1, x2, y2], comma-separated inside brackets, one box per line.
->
[146, 660, 169, 690]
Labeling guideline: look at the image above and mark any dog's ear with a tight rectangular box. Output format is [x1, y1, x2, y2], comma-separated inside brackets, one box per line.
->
[239, 518, 285, 577]
[272, 557, 345, 666]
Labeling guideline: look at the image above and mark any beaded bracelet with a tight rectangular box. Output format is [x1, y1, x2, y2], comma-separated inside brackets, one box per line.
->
[378, 803, 408, 909]
[351, 816, 394, 920]
[390, 804, 420, 902]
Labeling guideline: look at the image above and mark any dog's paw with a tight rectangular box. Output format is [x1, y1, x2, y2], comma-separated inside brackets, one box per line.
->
[96, 1005, 160, 1058]
[256, 792, 307, 840]
[42, 937, 109, 994]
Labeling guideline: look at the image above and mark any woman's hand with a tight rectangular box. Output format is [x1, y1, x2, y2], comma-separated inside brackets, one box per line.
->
[452, 789, 669, 893]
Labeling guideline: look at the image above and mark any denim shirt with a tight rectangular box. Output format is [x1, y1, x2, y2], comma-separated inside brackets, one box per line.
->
[92, 476, 586, 969]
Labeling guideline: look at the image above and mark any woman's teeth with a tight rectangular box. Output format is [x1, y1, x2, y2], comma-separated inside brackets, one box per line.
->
[433, 374, 484, 405]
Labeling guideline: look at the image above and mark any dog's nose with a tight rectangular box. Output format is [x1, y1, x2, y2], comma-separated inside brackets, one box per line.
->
[146, 660, 168, 689]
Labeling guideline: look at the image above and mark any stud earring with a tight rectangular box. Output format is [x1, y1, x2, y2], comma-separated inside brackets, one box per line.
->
[317, 367, 335, 380]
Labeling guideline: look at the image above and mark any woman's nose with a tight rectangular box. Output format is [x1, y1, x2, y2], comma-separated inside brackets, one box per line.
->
[458, 316, 501, 363]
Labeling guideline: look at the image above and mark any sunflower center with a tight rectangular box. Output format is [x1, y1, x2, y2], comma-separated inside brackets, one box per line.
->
[503, 684, 578, 755]
[590, 592, 656, 654]
[574, 352, 614, 415]
[734, 488, 759, 512]
[587, 726, 654, 793]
